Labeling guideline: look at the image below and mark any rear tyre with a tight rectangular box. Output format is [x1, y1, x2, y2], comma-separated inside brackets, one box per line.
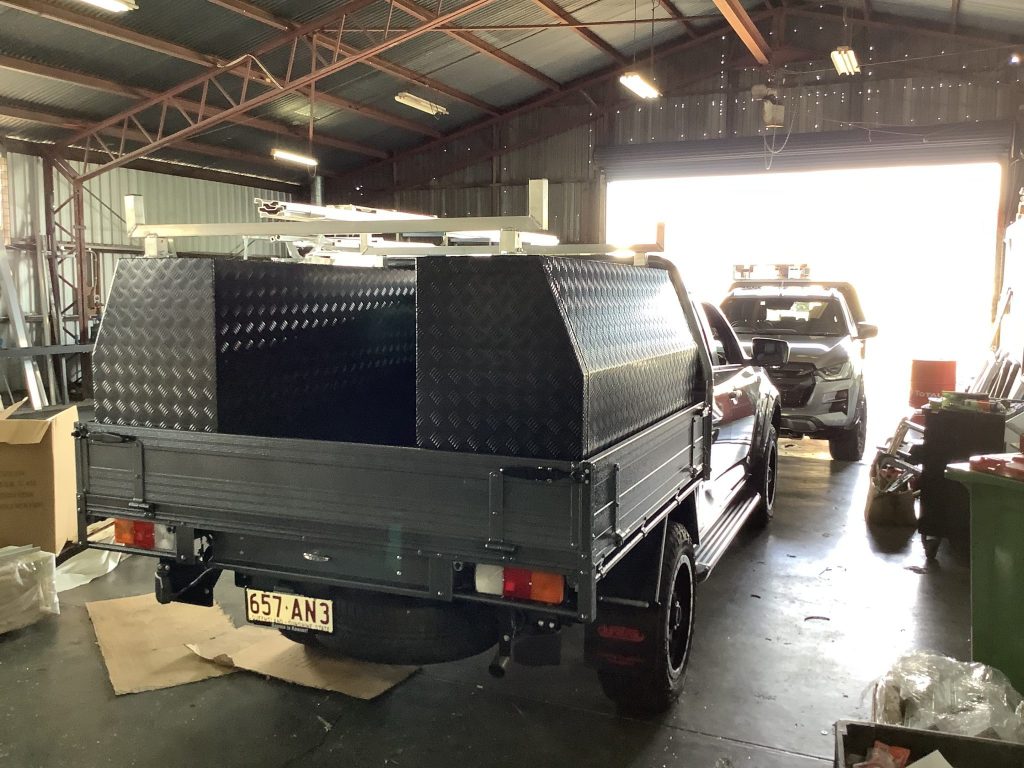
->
[312, 589, 500, 665]
[749, 425, 778, 528]
[596, 523, 696, 714]
[829, 396, 867, 462]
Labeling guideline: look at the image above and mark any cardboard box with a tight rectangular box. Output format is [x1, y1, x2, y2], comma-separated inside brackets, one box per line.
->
[0, 401, 78, 554]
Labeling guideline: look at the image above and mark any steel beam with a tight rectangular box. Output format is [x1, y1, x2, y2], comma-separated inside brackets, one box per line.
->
[711, 0, 772, 65]
[390, 0, 561, 90]
[950, 0, 961, 32]
[0, 0, 440, 138]
[0, 103, 313, 172]
[64, 1, 495, 181]
[1, 137, 300, 192]
[337, 15, 764, 185]
[0, 0, 214, 66]
[40, 158, 64, 347]
[657, 0, 699, 36]
[323, 19, 704, 32]
[0, 55, 389, 158]
[208, 0, 499, 114]
[529, 0, 628, 64]
[863, 0, 872, 21]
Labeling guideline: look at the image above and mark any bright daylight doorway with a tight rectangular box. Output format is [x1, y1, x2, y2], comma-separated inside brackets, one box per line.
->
[607, 162, 1004, 447]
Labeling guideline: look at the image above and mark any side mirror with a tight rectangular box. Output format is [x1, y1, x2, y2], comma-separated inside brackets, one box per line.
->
[857, 322, 878, 339]
[751, 337, 790, 367]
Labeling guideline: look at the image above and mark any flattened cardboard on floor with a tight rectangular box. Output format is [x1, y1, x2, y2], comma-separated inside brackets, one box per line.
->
[87, 593, 237, 695]
[188, 625, 417, 700]
[0, 401, 78, 554]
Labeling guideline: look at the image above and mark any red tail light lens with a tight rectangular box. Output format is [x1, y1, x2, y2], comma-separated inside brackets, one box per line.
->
[476, 564, 567, 605]
[113, 519, 155, 549]
[502, 567, 533, 600]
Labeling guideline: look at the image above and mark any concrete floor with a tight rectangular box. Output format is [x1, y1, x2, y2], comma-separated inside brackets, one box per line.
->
[0, 444, 970, 768]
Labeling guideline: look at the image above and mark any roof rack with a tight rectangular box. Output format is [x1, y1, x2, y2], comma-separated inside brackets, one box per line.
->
[124, 179, 664, 266]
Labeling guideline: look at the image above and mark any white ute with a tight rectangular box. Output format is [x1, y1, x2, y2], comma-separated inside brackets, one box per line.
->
[720, 281, 878, 461]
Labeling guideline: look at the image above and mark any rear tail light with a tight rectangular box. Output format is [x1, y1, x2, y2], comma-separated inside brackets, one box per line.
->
[113, 519, 175, 551]
[475, 564, 565, 605]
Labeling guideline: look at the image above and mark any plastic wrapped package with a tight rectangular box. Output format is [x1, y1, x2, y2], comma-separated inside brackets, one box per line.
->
[0, 546, 59, 635]
[872, 651, 1024, 742]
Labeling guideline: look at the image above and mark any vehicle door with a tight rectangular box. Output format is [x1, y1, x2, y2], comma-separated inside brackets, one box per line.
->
[702, 303, 760, 463]
[694, 303, 757, 531]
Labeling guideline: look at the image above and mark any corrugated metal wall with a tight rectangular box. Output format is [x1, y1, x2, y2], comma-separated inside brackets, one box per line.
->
[5, 153, 291, 254]
[343, 17, 1023, 244]
[0, 152, 291, 388]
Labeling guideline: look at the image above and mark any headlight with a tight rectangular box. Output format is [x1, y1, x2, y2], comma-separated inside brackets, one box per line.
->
[817, 361, 852, 381]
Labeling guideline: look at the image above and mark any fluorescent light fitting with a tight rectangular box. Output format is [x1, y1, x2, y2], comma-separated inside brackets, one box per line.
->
[394, 92, 449, 116]
[272, 148, 318, 167]
[619, 71, 661, 99]
[831, 46, 861, 76]
[78, 0, 138, 11]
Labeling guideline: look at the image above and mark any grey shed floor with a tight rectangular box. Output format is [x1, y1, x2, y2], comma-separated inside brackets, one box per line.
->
[0, 443, 969, 768]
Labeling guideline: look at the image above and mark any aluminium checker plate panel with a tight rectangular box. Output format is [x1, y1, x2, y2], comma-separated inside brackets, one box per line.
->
[416, 255, 702, 460]
[93, 258, 218, 432]
[94, 257, 416, 445]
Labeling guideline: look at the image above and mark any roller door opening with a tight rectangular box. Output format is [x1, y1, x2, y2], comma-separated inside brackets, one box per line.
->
[606, 162, 1004, 446]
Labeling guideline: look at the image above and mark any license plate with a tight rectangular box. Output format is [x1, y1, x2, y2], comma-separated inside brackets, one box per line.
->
[245, 589, 333, 633]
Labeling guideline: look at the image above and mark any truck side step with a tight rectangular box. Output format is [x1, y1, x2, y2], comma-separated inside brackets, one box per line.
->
[695, 493, 761, 581]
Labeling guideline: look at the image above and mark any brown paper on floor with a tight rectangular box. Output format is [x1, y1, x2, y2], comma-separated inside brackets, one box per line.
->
[188, 624, 417, 700]
[86, 593, 237, 695]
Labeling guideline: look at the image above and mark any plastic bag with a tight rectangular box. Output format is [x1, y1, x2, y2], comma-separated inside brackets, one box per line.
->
[0, 546, 59, 635]
[871, 651, 1024, 742]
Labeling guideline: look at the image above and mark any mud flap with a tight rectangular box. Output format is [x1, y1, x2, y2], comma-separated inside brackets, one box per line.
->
[583, 602, 660, 672]
[155, 560, 221, 607]
[513, 629, 563, 667]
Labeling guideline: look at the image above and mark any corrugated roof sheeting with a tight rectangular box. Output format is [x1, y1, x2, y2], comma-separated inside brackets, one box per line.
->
[34, 0, 281, 59]
[560, 0, 703, 58]
[957, 0, 1024, 36]
[0, 69, 131, 118]
[0, 7, 204, 90]
[0, 121, 62, 143]
[456, 0, 568, 49]
[423, 56, 545, 107]
[497, 29, 620, 84]
[0, 0, 1021, 192]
